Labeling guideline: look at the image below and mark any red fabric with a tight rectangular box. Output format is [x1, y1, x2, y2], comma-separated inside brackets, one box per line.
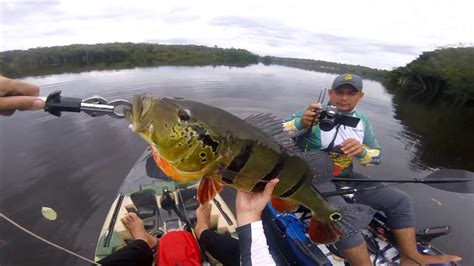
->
[157, 231, 201, 266]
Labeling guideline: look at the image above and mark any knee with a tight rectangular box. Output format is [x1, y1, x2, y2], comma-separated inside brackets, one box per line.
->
[393, 191, 413, 211]
[334, 232, 365, 250]
[383, 190, 413, 214]
[385, 191, 415, 229]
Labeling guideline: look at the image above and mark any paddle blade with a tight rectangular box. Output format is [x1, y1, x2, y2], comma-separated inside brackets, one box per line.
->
[425, 169, 474, 194]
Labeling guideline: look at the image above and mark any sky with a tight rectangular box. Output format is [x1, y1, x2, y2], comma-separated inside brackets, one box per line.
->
[0, 0, 473, 70]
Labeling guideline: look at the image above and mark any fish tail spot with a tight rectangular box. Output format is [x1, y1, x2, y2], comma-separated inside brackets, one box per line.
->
[330, 212, 341, 221]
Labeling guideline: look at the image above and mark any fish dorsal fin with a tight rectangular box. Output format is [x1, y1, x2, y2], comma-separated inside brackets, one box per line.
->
[244, 113, 301, 155]
[301, 150, 334, 183]
[244, 113, 333, 182]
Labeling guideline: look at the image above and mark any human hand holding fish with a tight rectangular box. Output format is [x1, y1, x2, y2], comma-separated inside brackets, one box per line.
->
[236, 178, 279, 226]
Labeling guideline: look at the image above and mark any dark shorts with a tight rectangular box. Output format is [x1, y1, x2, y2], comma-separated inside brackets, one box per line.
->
[317, 172, 415, 250]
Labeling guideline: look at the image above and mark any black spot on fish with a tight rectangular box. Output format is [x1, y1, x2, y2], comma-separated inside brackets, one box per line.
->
[189, 125, 219, 153]
[200, 152, 206, 158]
[251, 157, 285, 192]
[279, 172, 308, 198]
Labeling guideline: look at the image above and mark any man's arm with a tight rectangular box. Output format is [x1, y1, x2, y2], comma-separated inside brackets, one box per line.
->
[236, 221, 275, 266]
[339, 113, 382, 165]
[358, 114, 382, 165]
[282, 103, 321, 137]
[236, 179, 278, 266]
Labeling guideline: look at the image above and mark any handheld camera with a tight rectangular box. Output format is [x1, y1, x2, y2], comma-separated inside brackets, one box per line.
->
[315, 105, 360, 131]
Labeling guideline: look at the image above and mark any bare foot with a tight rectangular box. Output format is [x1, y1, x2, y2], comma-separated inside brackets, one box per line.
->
[401, 254, 462, 265]
[121, 212, 158, 249]
[194, 202, 211, 239]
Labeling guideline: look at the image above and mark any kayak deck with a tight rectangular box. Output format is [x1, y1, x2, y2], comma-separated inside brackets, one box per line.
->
[95, 148, 455, 265]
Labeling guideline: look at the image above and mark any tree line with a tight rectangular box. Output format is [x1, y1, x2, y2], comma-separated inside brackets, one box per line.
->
[2, 43, 472, 108]
[260, 56, 387, 81]
[383, 47, 474, 107]
[0, 43, 259, 78]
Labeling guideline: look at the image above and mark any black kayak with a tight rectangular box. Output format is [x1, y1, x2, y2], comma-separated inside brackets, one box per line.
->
[95, 148, 456, 265]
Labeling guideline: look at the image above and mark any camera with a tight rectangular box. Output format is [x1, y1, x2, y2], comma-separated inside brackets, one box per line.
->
[315, 105, 360, 131]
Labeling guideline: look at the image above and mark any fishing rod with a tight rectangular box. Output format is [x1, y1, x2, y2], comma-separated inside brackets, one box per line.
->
[319, 168, 474, 197]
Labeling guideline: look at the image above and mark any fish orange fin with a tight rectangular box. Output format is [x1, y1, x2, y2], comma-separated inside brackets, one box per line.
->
[308, 218, 343, 244]
[271, 198, 299, 213]
[149, 145, 184, 182]
[197, 176, 223, 204]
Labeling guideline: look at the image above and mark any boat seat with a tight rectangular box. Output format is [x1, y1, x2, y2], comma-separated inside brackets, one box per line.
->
[130, 189, 159, 210]
[137, 206, 156, 219]
[142, 217, 156, 230]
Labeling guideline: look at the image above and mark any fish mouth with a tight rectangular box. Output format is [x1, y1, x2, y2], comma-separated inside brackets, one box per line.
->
[127, 94, 154, 132]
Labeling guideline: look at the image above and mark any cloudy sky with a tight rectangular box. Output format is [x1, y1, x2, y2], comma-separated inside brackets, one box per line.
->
[1, 0, 473, 69]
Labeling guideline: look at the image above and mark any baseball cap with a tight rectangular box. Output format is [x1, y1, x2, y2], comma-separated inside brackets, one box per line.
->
[332, 73, 363, 91]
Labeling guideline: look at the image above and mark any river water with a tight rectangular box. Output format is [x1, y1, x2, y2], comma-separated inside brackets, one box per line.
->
[1, 64, 473, 265]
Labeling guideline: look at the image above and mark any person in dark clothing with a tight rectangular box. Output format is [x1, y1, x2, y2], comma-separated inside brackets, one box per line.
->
[98, 179, 278, 266]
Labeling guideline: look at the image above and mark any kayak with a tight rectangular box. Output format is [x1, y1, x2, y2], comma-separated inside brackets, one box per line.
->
[94, 148, 456, 265]
[94, 147, 239, 264]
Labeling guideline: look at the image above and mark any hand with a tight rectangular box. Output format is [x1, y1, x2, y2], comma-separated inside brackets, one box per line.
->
[301, 103, 322, 128]
[236, 178, 279, 226]
[340, 138, 364, 157]
[0, 76, 44, 114]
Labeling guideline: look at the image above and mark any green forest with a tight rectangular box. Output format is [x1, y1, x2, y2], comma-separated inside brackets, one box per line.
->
[384, 47, 474, 107]
[0, 43, 259, 78]
[260, 56, 387, 81]
[1, 42, 388, 81]
[1, 43, 473, 108]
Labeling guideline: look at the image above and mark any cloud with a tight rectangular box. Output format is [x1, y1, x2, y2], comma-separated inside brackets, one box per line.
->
[1, 0, 473, 69]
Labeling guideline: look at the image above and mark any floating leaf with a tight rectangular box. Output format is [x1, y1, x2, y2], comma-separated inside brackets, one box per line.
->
[41, 206, 57, 221]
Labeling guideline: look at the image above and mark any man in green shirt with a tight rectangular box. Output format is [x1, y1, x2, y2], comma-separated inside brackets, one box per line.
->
[284, 74, 461, 265]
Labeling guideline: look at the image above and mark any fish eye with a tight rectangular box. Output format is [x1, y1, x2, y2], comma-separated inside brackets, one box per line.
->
[178, 109, 191, 121]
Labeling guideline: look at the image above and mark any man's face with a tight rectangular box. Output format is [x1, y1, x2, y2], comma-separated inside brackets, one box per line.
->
[328, 85, 364, 112]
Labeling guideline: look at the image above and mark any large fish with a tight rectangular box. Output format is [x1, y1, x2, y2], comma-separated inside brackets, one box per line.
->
[125, 95, 374, 244]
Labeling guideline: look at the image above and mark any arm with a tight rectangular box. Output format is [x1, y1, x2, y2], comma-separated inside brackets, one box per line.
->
[236, 179, 279, 266]
[339, 113, 382, 166]
[358, 114, 382, 165]
[282, 103, 321, 137]
[237, 221, 275, 266]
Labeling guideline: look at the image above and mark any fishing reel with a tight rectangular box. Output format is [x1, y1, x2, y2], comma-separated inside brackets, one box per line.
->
[315, 105, 360, 131]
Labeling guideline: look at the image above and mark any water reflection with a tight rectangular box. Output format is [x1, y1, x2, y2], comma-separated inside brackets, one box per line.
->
[391, 92, 474, 171]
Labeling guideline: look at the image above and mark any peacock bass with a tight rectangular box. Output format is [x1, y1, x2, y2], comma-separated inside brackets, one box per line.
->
[124, 95, 374, 244]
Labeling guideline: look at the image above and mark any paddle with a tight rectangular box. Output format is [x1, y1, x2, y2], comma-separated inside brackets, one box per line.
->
[323, 169, 474, 196]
